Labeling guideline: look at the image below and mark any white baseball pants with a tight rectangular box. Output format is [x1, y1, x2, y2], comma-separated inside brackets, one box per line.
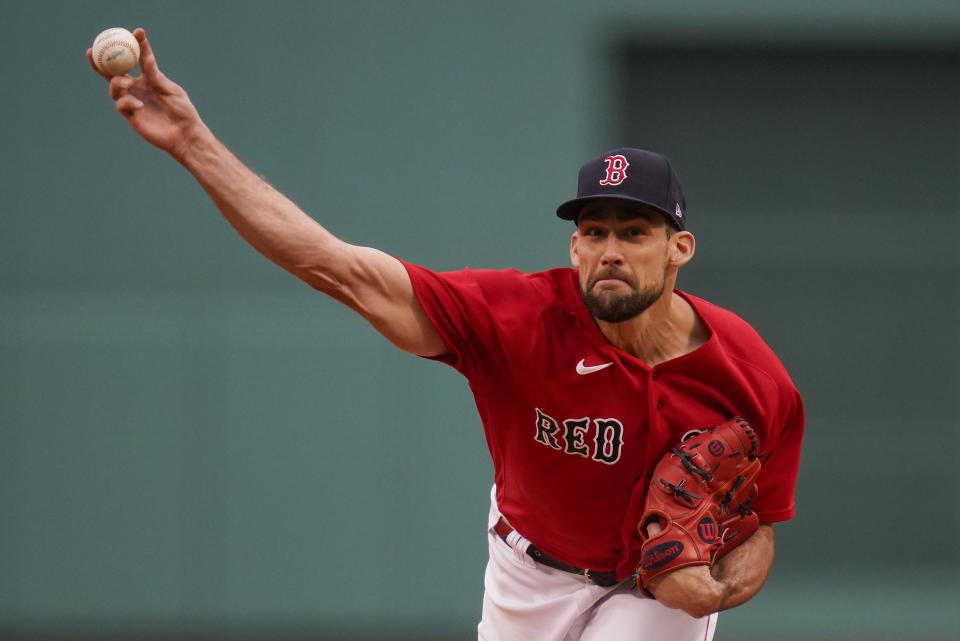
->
[477, 487, 718, 641]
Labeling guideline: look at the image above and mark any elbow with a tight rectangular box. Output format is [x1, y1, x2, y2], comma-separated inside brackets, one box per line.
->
[286, 239, 356, 297]
[678, 585, 724, 620]
[295, 245, 367, 305]
[681, 603, 720, 620]
[300, 267, 372, 316]
[301, 267, 344, 296]
[648, 569, 724, 619]
[304, 271, 359, 308]
[292, 256, 352, 298]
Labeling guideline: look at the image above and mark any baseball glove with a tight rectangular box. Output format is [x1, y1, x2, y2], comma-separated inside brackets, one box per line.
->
[636, 417, 763, 589]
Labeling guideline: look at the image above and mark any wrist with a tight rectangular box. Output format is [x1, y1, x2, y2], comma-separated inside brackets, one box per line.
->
[171, 120, 215, 167]
[714, 576, 735, 612]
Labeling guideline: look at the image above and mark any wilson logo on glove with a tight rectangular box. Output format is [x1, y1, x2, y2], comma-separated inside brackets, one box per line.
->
[640, 541, 684, 570]
[697, 517, 718, 543]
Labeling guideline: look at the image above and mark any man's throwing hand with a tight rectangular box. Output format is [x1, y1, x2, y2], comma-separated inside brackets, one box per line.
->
[86, 28, 206, 159]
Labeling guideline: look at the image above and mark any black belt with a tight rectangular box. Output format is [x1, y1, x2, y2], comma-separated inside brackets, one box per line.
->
[493, 517, 620, 587]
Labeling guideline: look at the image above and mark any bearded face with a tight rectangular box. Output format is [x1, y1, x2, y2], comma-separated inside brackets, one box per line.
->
[580, 267, 666, 322]
[571, 203, 681, 324]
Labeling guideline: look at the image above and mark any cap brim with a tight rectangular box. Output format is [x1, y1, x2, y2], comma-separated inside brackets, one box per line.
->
[555, 194, 671, 222]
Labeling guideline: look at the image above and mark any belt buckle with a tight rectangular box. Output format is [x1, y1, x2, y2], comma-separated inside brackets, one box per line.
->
[582, 568, 594, 583]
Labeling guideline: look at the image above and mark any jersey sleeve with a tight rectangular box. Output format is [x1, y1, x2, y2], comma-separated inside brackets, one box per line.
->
[753, 389, 805, 523]
[400, 260, 549, 394]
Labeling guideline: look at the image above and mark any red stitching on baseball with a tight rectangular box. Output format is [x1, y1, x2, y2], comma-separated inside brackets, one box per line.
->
[96, 39, 138, 72]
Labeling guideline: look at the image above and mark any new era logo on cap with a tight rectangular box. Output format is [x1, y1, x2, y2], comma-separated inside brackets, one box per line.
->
[556, 147, 687, 231]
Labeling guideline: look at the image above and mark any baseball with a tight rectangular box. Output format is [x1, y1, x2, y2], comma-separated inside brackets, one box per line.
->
[91, 27, 140, 76]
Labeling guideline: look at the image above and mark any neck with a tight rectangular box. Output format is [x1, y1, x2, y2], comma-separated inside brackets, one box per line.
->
[594, 290, 708, 368]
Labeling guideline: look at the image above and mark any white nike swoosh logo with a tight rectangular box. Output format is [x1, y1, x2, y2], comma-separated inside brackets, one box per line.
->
[576, 359, 614, 375]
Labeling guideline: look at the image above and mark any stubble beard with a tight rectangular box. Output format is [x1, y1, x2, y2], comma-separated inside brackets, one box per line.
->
[581, 275, 666, 323]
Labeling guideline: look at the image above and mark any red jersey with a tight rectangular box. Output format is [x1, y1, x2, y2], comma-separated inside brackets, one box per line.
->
[402, 262, 804, 580]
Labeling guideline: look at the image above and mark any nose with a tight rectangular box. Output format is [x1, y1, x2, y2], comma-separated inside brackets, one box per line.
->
[600, 235, 624, 266]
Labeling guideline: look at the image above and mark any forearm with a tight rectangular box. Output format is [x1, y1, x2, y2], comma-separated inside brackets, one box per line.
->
[174, 124, 446, 355]
[648, 524, 774, 618]
[175, 124, 347, 291]
[93, 28, 446, 357]
[711, 524, 774, 611]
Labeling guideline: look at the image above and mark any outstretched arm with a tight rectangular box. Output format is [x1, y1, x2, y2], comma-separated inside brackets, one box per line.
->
[645, 524, 775, 619]
[87, 28, 446, 358]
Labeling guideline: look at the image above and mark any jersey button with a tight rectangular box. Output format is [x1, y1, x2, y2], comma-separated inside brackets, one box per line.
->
[652, 372, 660, 381]
[657, 399, 664, 410]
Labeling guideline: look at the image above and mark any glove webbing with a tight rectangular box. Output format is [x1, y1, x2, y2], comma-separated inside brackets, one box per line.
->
[659, 478, 701, 505]
[718, 474, 756, 516]
[671, 447, 715, 483]
[735, 419, 765, 461]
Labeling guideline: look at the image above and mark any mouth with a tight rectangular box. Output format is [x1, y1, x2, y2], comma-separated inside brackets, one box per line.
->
[593, 278, 628, 288]
[590, 273, 634, 290]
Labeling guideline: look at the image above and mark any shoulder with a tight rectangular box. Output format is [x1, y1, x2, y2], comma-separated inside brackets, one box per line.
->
[683, 293, 805, 487]
[683, 291, 798, 395]
[398, 262, 583, 383]
[403, 261, 579, 308]
[446, 265, 574, 294]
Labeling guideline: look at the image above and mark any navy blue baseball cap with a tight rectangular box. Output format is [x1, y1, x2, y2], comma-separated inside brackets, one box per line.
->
[556, 147, 687, 230]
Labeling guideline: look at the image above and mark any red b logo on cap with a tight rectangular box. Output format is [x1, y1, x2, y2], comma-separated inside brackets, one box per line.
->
[599, 154, 629, 186]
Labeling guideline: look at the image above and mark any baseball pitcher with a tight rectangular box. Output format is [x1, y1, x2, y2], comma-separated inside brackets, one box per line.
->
[88, 29, 804, 641]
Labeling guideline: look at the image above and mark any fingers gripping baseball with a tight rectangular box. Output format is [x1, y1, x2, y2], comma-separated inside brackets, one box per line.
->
[88, 28, 205, 158]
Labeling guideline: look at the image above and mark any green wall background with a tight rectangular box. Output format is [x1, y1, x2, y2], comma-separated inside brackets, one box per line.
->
[2, 1, 958, 639]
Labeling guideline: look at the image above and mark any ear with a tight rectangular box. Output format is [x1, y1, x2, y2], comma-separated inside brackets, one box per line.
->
[668, 231, 696, 267]
[569, 231, 581, 269]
